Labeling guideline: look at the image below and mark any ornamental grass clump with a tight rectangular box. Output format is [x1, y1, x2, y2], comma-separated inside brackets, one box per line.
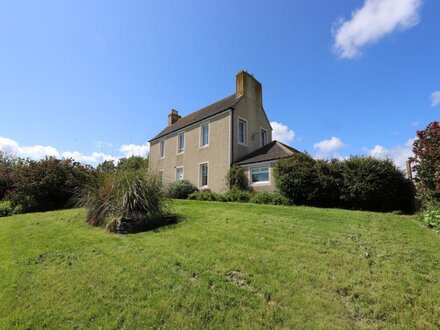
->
[75, 171, 170, 231]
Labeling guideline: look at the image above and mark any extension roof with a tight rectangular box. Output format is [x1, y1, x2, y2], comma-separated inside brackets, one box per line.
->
[149, 94, 242, 142]
[235, 140, 300, 165]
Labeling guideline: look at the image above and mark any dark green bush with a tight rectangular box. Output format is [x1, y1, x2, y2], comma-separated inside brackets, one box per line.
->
[167, 180, 199, 199]
[189, 190, 290, 206]
[10, 157, 96, 213]
[340, 156, 414, 213]
[75, 171, 169, 231]
[226, 165, 247, 190]
[250, 192, 291, 206]
[0, 200, 13, 217]
[274, 154, 414, 213]
[0, 152, 19, 200]
[224, 188, 253, 202]
[274, 153, 319, 206]
[188, 190, 224, 202]
[313, 159, 344, 207]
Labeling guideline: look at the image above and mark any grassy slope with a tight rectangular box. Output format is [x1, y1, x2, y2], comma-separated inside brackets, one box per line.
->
[1, 200, 439, 329]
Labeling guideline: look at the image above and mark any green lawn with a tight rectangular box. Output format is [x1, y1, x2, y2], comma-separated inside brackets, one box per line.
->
[1, 201, 439, 329]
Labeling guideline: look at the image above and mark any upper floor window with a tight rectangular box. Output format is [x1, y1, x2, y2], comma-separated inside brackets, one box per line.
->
[260, 128, 268, 147]
[176, 167, 184, 181]
[159, 140, 165, 158]
[201, 123, 209, 147]
[177, 133, 185, 153]
[238, 118, 247, 145]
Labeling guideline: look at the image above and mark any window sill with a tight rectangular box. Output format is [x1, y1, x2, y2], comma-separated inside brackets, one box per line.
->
[250, 181, 270, 186]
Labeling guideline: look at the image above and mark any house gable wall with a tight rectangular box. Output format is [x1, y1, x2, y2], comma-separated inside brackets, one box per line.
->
[232, 96, 273, 163]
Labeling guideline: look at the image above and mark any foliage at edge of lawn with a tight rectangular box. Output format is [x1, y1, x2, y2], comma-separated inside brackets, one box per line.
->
[274, 154, 415, 213]
[188, 189, 292, 206]
[167, 180, 198, 199]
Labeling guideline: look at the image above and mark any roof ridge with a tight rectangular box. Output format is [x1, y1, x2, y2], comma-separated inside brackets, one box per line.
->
[184, 93, 237, 118]
[149, 93, 242, 142]
[275, 140, 296, 155]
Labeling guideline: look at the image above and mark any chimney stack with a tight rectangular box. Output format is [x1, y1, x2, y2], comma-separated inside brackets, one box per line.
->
[235, 70, 263, 106]
[168, 109, 181, 126]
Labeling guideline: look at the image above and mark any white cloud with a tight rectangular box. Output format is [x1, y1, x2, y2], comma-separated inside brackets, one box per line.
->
[270, 121, 295, 144]
[119, 143, 150, 157]
[410, 121, 419, 127]
[364, 138, 414, 169]
[0, 136, 150, 166]
[62, 151, 118, 164]
[94, 140, 113, 148]
[313, 137, 346, 158]
[431, 91, 440, 107]
[332, 0, 422, 59]
[0, 136, 60, 159]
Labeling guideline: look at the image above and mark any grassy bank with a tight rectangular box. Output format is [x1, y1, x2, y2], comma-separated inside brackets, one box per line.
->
[1, 200, 439, 328]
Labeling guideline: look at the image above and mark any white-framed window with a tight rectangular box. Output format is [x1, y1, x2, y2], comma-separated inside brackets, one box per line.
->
[200, 123, 209, 147]
[177, 132, 185, 154]
[251, 167, 269, 183]
[260, 128, 268, 147]
[158, 170, 164, 182]
[238, 118, 247, 145]
[199, 163, 208, 187]
[176, 167, 184, 181]
[159, 140, 165, 158]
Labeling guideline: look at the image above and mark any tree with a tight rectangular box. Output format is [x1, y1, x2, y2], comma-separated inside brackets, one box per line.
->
[10, 157, 96, 212]
[96, 160, 116, 173]
[412, 121, 440, 203]
[0, 152, 20, 200]
[117, 156, 149, 172]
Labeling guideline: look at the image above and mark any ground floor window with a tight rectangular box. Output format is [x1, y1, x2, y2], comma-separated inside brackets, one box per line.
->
[251, 167, 269, 183]
[200, 163, 208, 187]
[158, 170, 164, 182]
[176, 167, 184, 181]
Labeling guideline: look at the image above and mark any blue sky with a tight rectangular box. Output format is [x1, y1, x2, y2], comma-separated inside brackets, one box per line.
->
[0, 0, 438, 168]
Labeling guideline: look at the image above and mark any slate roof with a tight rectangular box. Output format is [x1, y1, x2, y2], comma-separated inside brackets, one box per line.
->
[235, 140, 300, 165]
[149, 94, 242, 142]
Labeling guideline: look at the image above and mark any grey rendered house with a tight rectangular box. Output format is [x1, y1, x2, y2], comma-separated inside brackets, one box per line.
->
[148, 71, 299, 193]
